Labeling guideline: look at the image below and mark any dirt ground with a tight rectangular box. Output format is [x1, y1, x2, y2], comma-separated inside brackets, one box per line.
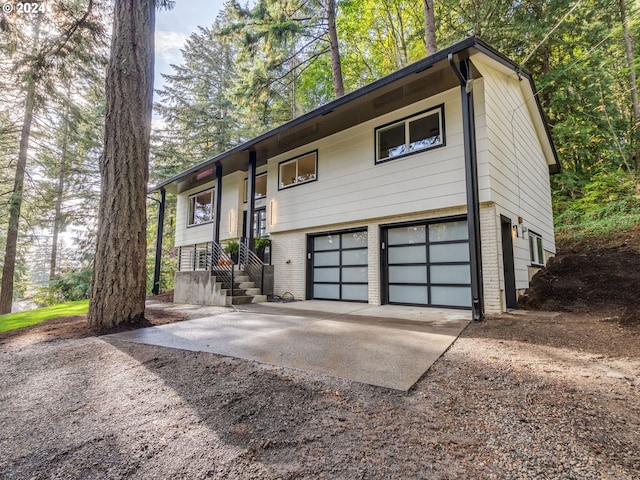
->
[1, 239, 639, 479]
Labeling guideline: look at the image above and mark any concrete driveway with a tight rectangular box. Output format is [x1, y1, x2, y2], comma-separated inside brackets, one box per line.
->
[107, 300, 470, 391]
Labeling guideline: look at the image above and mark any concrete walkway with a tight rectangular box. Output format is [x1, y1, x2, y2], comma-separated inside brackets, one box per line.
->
[107, 301, 470, 391]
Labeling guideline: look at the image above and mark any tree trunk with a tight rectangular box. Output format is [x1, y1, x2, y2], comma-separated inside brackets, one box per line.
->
[423, 0, 437, 55]
[50, 104, 70, 280]
[88, 0, 155, 328]
[326, 0, 344, 98]
[0, 21, 40, 314]
[619, 0, 639, 170]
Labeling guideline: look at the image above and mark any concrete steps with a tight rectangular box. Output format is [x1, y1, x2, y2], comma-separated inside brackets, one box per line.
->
[218, 268, 265, 305]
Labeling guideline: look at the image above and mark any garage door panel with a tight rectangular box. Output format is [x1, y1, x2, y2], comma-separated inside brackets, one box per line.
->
[313, 268, 340, 282]
[314, 236, 337, 251]
[342, 232, 368, 248]
[387, 225, 426, 245]
[429, 221, 468, 241]
[342, 249, 367, 265]
[314, 251, 340, 266]
[430, 265, 470, 284]
[388, 245, 426, 264]
[313, 283, 340, 299]
[342, 267, 368, 282]
[389, 285, 428, 304]
[388, 266, 428, 283]
[429, 243, 470, 262]
[431, 286, 471, 307]
[342, 284, 368, 301]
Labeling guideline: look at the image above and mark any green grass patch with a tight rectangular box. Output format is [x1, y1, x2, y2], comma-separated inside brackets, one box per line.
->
[0, 299, 89, 333]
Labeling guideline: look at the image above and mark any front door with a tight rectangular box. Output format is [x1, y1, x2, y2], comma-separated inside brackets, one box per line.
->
[500, 215, 517, 309]
[242, 208, 267, 238]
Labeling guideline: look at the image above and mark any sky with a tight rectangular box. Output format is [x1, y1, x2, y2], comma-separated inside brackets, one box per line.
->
[154, 0, 226, 93]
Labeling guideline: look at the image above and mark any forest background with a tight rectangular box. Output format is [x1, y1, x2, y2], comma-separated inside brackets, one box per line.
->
[0, 0, 638, 306]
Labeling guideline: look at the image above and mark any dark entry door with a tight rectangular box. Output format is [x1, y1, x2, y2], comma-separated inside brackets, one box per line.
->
[500, 215, 517, 309]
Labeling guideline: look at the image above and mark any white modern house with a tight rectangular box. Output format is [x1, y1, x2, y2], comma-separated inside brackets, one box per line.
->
[149, 37, 560, 321]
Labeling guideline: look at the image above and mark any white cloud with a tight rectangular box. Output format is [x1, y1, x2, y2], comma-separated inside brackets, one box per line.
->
[155, 30, 188, 65]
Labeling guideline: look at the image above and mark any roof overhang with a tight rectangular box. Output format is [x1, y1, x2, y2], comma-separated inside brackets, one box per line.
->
[150, 37, 560, 194]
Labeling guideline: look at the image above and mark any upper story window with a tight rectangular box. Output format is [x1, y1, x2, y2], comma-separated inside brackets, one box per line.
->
[279, 150, 317, 190]
[529, 230, 544, 266]
[243, 173, 268, 202]
[375, 105, 444, 164]
[188, 188, 214, 226]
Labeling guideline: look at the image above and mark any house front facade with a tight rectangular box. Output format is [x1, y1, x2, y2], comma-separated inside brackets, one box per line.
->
[150, 37, 560, 321]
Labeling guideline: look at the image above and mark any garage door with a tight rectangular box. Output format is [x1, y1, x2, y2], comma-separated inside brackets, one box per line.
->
[382, 219, 471, 308]
[308, 229, 368, 302]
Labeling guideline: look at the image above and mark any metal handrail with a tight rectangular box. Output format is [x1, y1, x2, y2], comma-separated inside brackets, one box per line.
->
[239, 238, 265, 294]
[177, 241, 234, 296]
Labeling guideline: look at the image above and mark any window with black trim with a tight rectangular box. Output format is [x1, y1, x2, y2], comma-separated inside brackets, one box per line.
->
[529, 231, 544, 266]
[279, 151, 317, 189]
[243, 174, 267, 202]
[188, 188, 214, 226]
[375, 106, 444, 163]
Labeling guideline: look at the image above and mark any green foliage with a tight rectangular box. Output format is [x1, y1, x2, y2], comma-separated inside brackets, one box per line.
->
[34, 267, 92, 307]
[553, 168, 640, 240]
[0, 299, 89, 333]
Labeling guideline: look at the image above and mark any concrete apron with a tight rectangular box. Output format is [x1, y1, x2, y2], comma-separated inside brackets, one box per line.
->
[106, 300, 471, 391]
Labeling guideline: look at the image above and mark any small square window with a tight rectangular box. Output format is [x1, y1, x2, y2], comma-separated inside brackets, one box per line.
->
[188, 188, 214, 226]
[375, 106, 444, 163]
[279, 151, 317, 189]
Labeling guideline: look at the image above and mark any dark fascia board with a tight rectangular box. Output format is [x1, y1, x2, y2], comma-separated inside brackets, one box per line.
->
[149, 36, 560, 192]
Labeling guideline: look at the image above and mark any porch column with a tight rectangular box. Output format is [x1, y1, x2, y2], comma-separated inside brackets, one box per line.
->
[212, 162, 223, 244]
[151, 187, 166, 295]
[246, 151, 257, 252]
[449, 54, 484, 321]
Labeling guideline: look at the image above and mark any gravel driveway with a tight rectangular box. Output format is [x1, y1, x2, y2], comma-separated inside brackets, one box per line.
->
[1, 309, 638, 479]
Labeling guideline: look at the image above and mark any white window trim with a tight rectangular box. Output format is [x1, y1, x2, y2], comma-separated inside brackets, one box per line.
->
[529, 230, 545, 266]
[375, 105, 445, 164]
[278, 150, 318, 190]
[188, 188, 214, 227]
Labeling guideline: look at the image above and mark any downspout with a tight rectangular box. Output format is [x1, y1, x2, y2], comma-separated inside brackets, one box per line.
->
[213, 162, 223, 244]
[448, 53, 484, 321]
[151, 187, 166, 295]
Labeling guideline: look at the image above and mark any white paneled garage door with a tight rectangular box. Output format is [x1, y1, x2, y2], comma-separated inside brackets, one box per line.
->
[382, 219, 471, 308]
[308, 229, 368, 302]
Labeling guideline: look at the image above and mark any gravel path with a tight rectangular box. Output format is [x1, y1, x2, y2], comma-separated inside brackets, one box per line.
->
[1, 310, 638, 479]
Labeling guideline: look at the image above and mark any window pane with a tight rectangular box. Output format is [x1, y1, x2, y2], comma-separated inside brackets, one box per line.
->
[378, 123, 406, 159]
[430, 265, 470, 284]
[389, 285, 428, 304]
[342, 267, 368, 283]
[388, 245, 426, 264]
[190, 190, 213, 225]
[314, 235, 337, 251]
[297, 153, 316, 183]
[342, 249, 367, 265]
[537, 237, 544, 265]
[314, 283, 340, 299]
[388, 266, 427, 284]
[430, 243, 469, 262]
[429, 221, 468, 242]
[280, 161, 297, 188]
[314, 251, 340, 266]
[529, 235, 535, 262]
[387, 225, 426, 245]
[409, 112, 441, 151]
[256, 175, 267, 198]
[342, 231, 368, 248]
[342, 284, 368, 301]
[431, 286, 471, 307]
[314, 268, 340, 282]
